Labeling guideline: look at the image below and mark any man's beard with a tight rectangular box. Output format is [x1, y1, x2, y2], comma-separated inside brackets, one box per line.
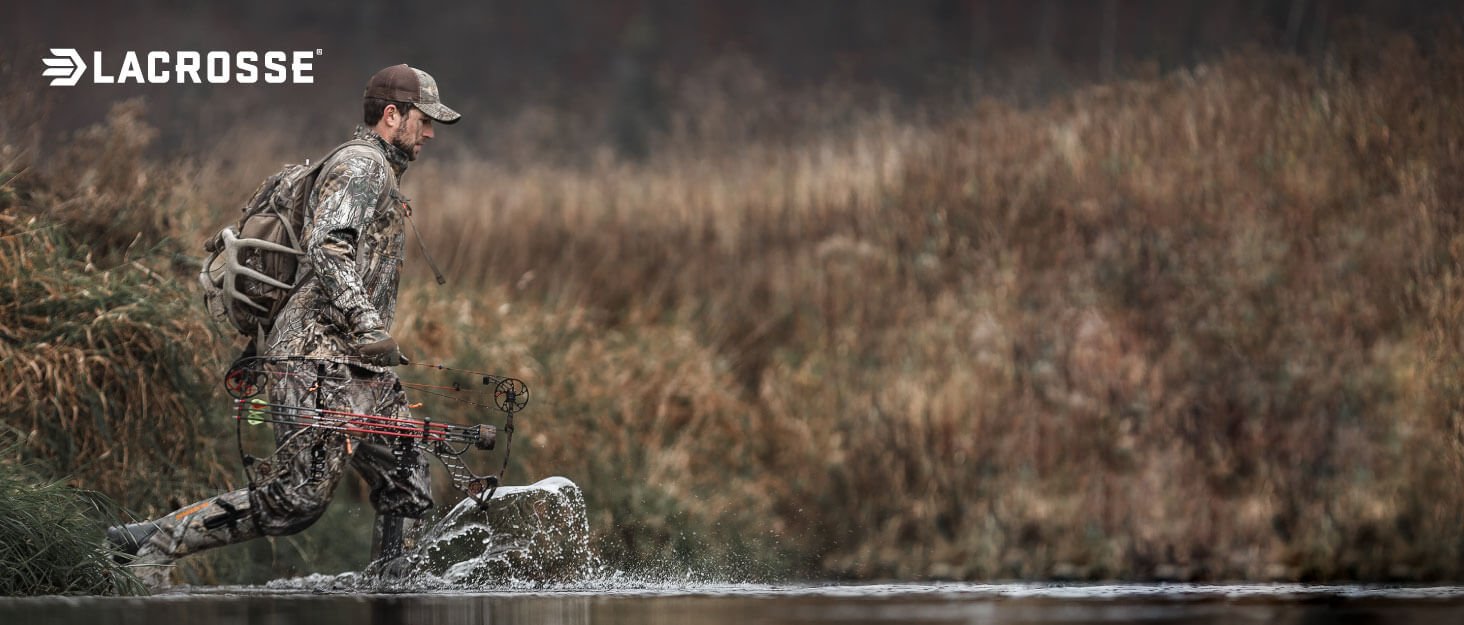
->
[390, 129, 418, 161]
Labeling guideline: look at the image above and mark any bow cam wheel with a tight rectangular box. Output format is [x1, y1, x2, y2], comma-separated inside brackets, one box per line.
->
[493, 378, 529, 413]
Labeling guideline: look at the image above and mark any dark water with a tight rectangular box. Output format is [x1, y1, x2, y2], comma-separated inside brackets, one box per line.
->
[6, 583, 1464, 625]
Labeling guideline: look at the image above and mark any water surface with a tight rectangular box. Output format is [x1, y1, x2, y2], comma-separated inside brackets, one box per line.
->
[6, 582, 1464, 625]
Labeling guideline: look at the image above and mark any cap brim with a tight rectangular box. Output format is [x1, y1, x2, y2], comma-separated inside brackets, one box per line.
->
[418, 101, 461, 125]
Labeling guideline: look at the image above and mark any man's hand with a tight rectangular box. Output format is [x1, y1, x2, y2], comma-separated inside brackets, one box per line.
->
[358, 333, 409, 367]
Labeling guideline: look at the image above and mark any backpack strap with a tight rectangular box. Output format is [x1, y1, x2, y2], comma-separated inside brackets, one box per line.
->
[260, 138, 386, 336]
[286, 138, 387, 248]
[309, 138, 388, 181]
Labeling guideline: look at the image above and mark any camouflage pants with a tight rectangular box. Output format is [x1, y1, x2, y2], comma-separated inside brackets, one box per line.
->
[138, 360, 432, 561]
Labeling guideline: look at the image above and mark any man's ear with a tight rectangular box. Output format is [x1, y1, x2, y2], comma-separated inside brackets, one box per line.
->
[384, 104, 401, 127]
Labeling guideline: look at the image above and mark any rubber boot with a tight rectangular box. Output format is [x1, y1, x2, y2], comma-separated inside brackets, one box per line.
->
[113, 490, 261, 589]
[105, 521, 160, 562]
[367, 514, 429, 579]
[374, 514, 405, 561]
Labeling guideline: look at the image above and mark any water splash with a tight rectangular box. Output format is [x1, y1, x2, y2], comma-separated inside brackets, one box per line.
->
[265, 476, 605, 592]
[416, 476, 602, 586]
[259, 476, 761, 593]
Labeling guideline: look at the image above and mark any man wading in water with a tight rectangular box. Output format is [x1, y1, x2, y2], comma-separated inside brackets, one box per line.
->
[107, 64, 460, 586]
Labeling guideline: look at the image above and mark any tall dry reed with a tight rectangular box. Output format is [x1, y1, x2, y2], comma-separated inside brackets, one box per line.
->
[10, 28, 1464, 583]
[385, 31, 1464, 580]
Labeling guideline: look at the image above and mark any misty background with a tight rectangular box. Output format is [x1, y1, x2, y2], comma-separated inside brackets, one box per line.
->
[5, 1, 1460, 159]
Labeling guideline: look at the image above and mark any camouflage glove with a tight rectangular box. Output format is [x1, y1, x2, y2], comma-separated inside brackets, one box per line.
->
[358, 332, 409, 367]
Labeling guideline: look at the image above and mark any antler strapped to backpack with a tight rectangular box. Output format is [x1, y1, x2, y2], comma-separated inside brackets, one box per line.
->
[199, 139, 375, 339]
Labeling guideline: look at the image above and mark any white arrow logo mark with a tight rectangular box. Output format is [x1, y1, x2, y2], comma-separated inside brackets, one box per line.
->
[42, 48, 87, 87]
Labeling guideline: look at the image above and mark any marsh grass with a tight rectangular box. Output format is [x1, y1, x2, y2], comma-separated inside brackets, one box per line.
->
[0, 201, 231, 509]
[8, 28, 1464, 584]
[388, 32, 1464, 580]
[0, 432, 144, 596]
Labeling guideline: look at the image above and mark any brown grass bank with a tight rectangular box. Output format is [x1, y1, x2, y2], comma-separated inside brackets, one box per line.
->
[8, 29, 1464, 583]
[391, 33, 1464, 581]
[0, 101, 232, 509]
[0, 100, 377, 584]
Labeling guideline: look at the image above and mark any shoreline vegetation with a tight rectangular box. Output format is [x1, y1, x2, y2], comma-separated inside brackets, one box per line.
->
[0, 434, 144, 596]
[4, 27, 1464, 590]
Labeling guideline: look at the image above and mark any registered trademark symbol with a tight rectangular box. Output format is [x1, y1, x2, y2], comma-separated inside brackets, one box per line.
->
[316, 49, 323, 55]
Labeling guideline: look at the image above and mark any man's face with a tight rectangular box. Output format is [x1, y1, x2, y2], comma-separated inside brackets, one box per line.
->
[389, 106, 434, 160]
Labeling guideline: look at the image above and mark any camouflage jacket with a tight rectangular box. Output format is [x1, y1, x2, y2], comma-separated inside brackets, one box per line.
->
[264, 126, 412, 372]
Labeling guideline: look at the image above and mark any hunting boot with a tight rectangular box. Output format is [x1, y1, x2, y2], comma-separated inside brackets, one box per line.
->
[366, 514, 431, 579]
[106, 489, 260, 589]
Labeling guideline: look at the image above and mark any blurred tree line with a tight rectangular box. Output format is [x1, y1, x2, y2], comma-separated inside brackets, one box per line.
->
[3, 0, 1461, 157]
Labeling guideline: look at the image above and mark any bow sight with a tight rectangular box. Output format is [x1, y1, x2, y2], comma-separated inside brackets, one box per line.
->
[223, 356, 528, 508]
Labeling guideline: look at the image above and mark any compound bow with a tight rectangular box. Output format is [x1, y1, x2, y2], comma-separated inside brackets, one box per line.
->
[222, 355, 529, 509]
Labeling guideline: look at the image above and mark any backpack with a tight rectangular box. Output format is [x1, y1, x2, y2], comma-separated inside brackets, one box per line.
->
[199, 139, 375, 341]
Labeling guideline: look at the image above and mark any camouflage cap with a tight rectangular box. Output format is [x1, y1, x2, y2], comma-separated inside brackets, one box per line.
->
[364, 64, 461, 125]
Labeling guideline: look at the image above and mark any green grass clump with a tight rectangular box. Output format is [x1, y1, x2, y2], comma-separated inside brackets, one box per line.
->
[0, 438, 143, 596]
